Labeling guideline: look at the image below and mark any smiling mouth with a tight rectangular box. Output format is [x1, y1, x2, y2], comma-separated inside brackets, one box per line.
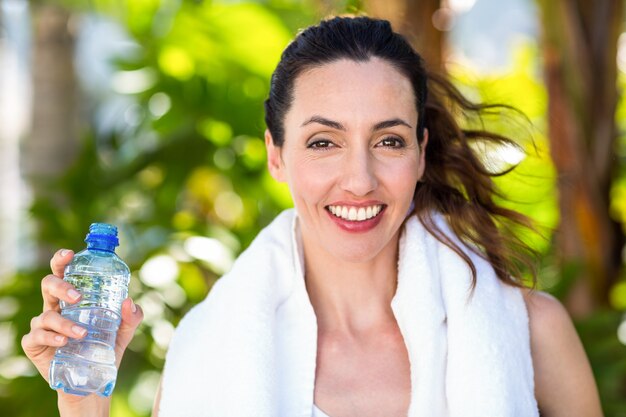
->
[326, 204, 386, 222]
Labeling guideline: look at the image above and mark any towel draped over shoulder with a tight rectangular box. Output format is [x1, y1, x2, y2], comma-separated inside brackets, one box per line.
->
[158, 209, 539, 417]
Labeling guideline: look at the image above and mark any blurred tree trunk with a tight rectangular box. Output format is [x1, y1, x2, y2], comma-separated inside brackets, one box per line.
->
[0, 6, 26, 279]
[537, 0, 624, 317]
[364, 0, 445, 70]
[21, 4, 80, 264]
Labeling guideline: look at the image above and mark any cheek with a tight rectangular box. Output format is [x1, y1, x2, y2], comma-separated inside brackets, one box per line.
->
[286, 156, 338, 202]
[379, 157, 420, 198]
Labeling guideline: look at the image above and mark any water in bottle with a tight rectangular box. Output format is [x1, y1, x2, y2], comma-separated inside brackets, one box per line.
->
[49, 223, 130, 397]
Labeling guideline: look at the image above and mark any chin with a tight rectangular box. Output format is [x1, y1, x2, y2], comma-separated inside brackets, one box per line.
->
[327, 242, 385, 264]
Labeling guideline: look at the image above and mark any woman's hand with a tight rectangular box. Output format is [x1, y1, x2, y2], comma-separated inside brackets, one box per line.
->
[21, 249, 144, 415]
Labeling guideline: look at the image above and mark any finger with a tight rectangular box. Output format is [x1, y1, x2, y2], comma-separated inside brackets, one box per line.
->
[118, 298, 143, 344]
[22, 328, 69, 351]
[30, 310, 87, 340]
[50, 249, 74, 278]
[115, 298, 144, 366]
[41, 274, 81, 312]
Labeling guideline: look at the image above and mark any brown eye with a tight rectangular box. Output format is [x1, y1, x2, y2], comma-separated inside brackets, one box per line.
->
[377, 136, 405, 148]
[308, 139, 335, 149]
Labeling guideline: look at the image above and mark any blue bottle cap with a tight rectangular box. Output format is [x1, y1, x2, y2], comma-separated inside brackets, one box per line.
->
[85, 223, 119, 247]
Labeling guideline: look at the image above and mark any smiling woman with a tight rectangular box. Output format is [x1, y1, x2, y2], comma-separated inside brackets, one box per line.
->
[22, 14, 602, 417]
[267, 57, 424, 266]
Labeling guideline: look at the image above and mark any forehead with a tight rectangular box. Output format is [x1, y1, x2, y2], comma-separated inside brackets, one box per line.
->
[287, 57, 418, 127]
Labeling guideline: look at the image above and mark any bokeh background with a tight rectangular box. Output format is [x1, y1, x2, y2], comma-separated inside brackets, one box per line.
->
[1, 0, 625, 415]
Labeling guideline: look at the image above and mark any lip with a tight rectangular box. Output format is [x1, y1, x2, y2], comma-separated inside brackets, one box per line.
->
[326, 200, 385, 208]
[325, 203, 387, 233]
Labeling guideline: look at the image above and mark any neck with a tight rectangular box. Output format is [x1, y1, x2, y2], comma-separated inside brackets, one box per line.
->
[301, 229, 400, 337]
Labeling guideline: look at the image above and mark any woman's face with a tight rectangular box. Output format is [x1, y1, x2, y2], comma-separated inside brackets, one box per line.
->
[265, 57, 427, 263]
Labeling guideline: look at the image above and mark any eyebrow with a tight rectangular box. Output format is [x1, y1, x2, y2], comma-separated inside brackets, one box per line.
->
[300, 115, 413, 131]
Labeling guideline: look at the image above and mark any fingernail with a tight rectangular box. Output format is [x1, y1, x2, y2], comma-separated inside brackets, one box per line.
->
[131, 299, 137, 313]
[72, 325, 87, 336]
[68, 289, 81, 300]
[60, 249, 70, 257]
[55, 335, 65, 343]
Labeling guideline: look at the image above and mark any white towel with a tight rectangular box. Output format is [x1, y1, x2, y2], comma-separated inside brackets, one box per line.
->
[158, 208, 538, 417]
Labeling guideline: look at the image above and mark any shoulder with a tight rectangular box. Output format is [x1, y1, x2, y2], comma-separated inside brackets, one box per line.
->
[521, 289, 585, 360]
[521, 289, 571, 338]
[520, 288, 603, 417]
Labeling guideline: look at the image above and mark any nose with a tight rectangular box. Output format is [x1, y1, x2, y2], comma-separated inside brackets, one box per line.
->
[338, 146, 378, 196]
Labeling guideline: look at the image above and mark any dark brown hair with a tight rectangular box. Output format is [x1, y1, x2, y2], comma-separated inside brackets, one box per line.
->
[264, 15, 538, 289]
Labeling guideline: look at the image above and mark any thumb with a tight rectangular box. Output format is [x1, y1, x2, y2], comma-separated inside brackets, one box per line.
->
[115, 297, 143, 366]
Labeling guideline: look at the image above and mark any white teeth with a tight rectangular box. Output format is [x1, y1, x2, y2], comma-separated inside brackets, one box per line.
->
[327, 204, 384, 222]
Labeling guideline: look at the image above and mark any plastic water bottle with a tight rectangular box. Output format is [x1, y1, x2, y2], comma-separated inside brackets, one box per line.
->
[49, 223, 130, 397]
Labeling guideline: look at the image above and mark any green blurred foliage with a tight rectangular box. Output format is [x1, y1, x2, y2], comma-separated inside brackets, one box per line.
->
[2, 0, 626, 415]
[1, 1, 321, 415]
[453, 43, 626, 413]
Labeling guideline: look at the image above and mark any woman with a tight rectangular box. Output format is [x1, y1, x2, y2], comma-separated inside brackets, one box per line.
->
[22, 16, 602, 417]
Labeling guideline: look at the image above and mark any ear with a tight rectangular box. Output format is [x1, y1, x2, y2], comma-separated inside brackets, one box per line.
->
[265, 129, 286, 182]
[417, 128, 429, 179]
